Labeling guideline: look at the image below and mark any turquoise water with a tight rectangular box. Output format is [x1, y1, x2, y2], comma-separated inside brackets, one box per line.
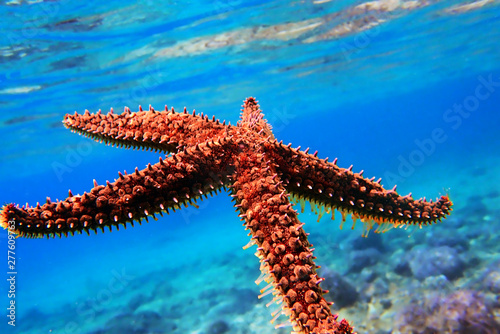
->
[1, 1, 500, 333]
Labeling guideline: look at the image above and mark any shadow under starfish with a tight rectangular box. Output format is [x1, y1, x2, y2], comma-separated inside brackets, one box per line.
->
[1, 97, 452, 334]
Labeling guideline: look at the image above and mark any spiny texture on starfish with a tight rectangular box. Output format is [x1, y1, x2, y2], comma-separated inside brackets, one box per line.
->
[1, 98, 452, 334]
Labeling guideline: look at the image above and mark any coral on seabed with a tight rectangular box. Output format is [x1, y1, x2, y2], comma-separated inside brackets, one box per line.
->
[395, 289, 500, 334]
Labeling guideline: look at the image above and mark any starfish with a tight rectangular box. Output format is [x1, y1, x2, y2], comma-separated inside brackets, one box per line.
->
[1, 97, 452, 334]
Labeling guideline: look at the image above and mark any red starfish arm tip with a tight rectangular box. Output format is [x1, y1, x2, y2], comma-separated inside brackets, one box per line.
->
[63, 106, 228, 154]
[269, 144, 452, 232]
[1, 147, 233, 238]
[232, 151, 354, 334]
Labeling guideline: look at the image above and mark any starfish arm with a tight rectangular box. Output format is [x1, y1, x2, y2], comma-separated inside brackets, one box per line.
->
[63, 106, 229, 153]
[267, 142, 452, 229]
[1, 141, 233, 238]
[232, 150, 354, 334]
[238, 97, 274, 138]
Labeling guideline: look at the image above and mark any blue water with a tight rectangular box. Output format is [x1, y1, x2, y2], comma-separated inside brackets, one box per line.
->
[1, 1, 500, 333]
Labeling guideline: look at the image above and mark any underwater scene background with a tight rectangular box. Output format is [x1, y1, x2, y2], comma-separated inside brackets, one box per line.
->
[1, 0, 500, 333]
